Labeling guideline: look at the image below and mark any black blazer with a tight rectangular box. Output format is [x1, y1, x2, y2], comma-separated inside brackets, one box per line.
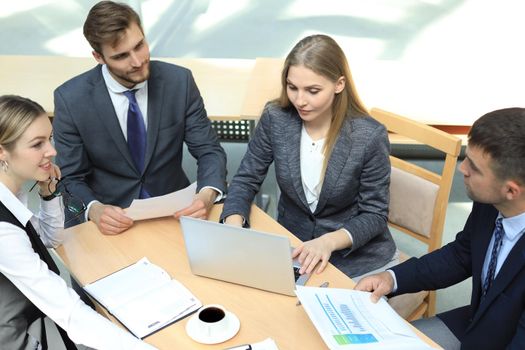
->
[222, 103, 395, 277]
[392, 202, 525, 349]
[53, 61, 227, 210]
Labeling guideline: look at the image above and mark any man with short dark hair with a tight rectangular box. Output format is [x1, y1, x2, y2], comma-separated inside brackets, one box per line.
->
[53, 1, 227, 234]
[356, 108, 525, 349]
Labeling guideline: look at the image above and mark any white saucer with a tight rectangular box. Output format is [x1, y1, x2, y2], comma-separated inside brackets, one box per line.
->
[185, 311, 240, 344]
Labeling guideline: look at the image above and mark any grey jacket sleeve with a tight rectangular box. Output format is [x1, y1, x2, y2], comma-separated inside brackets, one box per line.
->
[220, 106, 274, 223]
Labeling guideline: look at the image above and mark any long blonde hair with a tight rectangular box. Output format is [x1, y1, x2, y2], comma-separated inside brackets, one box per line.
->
[277, 34, 367, 168]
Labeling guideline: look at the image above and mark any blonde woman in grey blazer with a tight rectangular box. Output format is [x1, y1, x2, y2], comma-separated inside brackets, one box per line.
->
[221, 35, 396, 278]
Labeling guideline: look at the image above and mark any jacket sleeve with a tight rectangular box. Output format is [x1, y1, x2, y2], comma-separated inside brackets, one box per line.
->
[220, 106, 274, 223]
[53, 87, 98, 208]
[391, 204, 476, 294]
[182, 71, 227, 194]
[341, 124, 391, 254]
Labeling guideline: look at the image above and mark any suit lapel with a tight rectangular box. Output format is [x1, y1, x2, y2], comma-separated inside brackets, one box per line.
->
[286, 113, 309, 210]
[89, 68, 137, 172]
[470, 214, 497, 308]
[314, 119, 352, 214]
[469, 221, 525, 329]
[144, 62, 163, 173]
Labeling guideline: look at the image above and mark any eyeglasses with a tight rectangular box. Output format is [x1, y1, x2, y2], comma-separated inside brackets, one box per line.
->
[31, 178, 86, 224]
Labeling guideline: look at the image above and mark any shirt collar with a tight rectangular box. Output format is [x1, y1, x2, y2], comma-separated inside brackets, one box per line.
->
[498, 211, 525, 242]
[101, 64, 147, 94]
[0, 182, 32, 226]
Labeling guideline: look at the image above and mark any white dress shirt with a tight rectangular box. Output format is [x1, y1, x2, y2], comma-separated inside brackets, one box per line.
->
[102, 64, 149, 137]
[481, 211, 525, 284]
[300, 125, 325, 213]
[299, 125, 353, 243]
[0, 182, 155, 349]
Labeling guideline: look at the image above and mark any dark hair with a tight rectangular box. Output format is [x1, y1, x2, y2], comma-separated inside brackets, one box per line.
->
[0, 95, 46, 151]
[83, 1, 142, 54]
[468, 107, 525, 184]
[277, 34, 367, 170]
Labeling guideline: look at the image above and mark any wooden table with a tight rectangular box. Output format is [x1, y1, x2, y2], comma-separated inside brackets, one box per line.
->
[55, 205, 440, 349]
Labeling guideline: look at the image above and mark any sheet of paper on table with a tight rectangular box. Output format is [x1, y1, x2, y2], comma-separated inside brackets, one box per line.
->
[125, 182, 197, 220]
[296, 286, 434, 350]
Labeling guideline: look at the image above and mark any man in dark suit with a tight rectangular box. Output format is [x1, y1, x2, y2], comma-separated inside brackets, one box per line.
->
[355, 108, 525, 349]
[53, 1, 227, 234]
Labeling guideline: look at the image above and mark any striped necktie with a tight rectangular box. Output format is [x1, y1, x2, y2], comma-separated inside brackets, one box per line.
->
[482, 218, 504, 296]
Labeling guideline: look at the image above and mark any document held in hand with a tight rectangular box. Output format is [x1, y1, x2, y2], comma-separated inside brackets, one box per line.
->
[295, 286, 433, 350]
[125, 182, 197, 221]
[84, 257, 202, 339]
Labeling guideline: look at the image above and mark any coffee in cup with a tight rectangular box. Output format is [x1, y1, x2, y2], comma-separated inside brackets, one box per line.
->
[196, 304, 229, 337]
[198, 306, 226, 323]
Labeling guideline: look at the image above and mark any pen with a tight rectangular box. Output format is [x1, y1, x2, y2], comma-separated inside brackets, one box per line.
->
[223, 344, 251, 350]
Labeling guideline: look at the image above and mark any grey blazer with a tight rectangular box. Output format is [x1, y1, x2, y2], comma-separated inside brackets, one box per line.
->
[221, 103, 395, 277]
[53, 61, 227, 214]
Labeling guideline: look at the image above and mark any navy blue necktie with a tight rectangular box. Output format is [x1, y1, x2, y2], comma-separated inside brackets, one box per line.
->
[123, 90, 149, 198]
[482, 218, 504, 296]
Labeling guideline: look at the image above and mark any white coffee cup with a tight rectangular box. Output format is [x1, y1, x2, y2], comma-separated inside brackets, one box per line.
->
[195, 304, 229, 338]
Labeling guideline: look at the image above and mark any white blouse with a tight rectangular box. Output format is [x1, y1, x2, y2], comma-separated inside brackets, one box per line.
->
[0, 182, 155, 350]
[300, 125, 325, 213]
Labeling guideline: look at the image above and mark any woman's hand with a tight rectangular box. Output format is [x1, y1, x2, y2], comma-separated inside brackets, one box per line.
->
[223, 214, 244, 227]
[292, 229, 352, 274]
[38, 163, 61, 196]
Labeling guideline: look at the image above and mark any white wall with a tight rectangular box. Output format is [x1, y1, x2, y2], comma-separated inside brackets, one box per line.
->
[2, 0, 524, 124]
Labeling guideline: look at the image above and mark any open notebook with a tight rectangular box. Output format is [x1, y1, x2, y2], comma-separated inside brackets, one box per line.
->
[83, 257, 201, 338]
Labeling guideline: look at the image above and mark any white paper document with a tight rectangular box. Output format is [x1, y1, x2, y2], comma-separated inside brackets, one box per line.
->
[125, 182, 197, 220]
[84, 257, 202, 338]
[295, 286, 434, 350]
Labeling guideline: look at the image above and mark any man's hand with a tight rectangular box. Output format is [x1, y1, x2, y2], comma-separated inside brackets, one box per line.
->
[174, 188, 217, 220]
[354, 271, 395, 303]
[88, 202, 133, 235]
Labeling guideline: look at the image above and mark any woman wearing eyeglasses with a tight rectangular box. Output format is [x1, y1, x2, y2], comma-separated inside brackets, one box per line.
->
[0, 95, 156, 349]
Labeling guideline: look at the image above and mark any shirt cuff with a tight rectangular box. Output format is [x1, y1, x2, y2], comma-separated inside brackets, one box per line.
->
[85, 200, 100, 221]
[387, 269, 398, 293]
[339, 227, 353, 246]
[200, 186, 223, 202]
[39, 195, 63, 217]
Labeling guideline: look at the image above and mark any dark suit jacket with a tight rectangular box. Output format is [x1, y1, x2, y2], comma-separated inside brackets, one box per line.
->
[53, 61, 227, 215]
[221, 103, 396, 277]
[392, 202, 525, 349]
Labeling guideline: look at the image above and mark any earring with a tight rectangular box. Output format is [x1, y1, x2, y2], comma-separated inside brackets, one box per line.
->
[1, 160, 8, 172]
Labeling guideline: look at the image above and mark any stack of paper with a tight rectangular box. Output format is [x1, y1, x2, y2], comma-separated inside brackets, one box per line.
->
[295, 286, 434, 350]
[84, 257, 201, 338]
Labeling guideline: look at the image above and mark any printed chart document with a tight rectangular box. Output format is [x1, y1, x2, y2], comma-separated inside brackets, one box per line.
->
[125, 182, 197, 220]
[84, 257, 201, 338]
[296, 286, 434, 350]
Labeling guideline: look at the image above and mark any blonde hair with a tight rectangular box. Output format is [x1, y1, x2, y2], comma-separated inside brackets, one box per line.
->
[0, 95, 46, 150]
[277, 34, 367, 169]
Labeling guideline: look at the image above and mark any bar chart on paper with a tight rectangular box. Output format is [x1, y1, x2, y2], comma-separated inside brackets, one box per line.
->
[296, 286, 433, 350]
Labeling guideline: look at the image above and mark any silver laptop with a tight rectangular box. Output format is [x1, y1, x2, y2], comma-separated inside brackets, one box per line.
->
[180, 216, 310, 296]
